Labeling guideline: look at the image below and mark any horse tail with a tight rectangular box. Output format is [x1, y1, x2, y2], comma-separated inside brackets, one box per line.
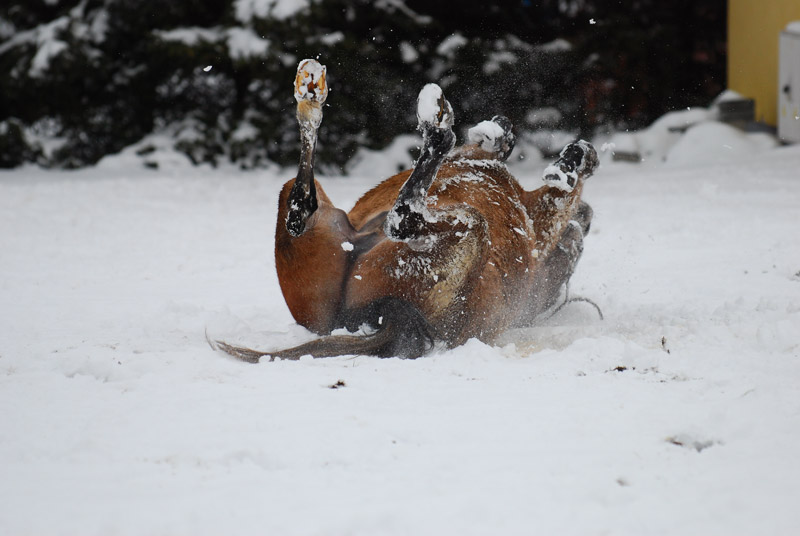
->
[212, 297, 435, 363]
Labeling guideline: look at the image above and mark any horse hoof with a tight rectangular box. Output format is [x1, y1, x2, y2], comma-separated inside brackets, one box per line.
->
[295, 59, 328, 104]
[416, 84, 454, 131]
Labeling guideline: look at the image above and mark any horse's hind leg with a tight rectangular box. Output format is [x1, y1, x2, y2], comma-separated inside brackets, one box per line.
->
[351, 84, 489, 343]
[513, 141, 598, 325]
[525, 140, 598, 258]
[450, 115, 516, 162]
[530, 210, 589, 318]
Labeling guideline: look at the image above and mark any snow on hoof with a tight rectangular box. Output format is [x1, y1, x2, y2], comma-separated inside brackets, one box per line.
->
[467, 115, 515, 160]
[294, 59, 328, 104]
[542, 140, 598, 192]
[417, 84, 454, 131]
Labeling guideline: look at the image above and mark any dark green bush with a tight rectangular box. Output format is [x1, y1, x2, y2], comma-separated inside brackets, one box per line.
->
[0, 0, 725, 170]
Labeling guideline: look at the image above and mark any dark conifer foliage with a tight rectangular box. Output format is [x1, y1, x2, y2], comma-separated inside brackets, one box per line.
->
[0, 0, 725, 170]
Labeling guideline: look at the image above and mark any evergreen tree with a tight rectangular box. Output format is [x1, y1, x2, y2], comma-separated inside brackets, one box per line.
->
[0, 0, 726, 170]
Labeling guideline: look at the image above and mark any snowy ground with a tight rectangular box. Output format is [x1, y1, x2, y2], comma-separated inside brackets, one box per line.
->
[1, 139, 799, 535]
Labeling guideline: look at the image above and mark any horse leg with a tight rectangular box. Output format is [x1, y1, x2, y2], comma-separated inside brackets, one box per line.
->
[449, 115, 516, 162]
[516, 204, 591, 324]
[347, 85, 490, 346]
[383, 84, 457, 241]
[284, 59, 327, 236]
[526, 140, 598, 258]
[511, 141, 599, 325]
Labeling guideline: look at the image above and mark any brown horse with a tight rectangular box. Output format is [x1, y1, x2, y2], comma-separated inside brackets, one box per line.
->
[214, 59, 599, 362]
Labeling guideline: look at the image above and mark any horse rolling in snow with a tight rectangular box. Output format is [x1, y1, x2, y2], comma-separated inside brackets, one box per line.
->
[213, 58, 599, 361]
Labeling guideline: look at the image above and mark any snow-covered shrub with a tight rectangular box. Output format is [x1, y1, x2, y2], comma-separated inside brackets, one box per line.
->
[0, 118, 42, 167]
[0, 0, 726, 170]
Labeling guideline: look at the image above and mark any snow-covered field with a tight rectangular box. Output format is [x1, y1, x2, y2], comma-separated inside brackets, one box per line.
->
[1, 137, 799, 535]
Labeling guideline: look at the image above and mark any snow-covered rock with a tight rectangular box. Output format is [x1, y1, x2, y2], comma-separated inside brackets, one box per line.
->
[604, 91, 779, 167]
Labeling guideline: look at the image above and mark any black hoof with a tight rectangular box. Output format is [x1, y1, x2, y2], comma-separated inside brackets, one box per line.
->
[543, 140, 598, 192]
[491, 115, 516, 160]
[558, 140, 598, 177]
[467, 115, 516, 161]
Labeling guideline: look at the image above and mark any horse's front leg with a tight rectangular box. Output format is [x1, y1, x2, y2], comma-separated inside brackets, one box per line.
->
[274, 59, 357, 334]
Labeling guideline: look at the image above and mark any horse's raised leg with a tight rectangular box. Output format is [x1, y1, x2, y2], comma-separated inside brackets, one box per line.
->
[516, 140, 599, 324]
[383, 84, 457, 241]
[216, 60, 359, 361]
[274, 59, 357, 334]
[449, 115, 516, 162]
[345, 85, 489, 344]
[285, 59, 327, 236]
[526, 140, 598, 257]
